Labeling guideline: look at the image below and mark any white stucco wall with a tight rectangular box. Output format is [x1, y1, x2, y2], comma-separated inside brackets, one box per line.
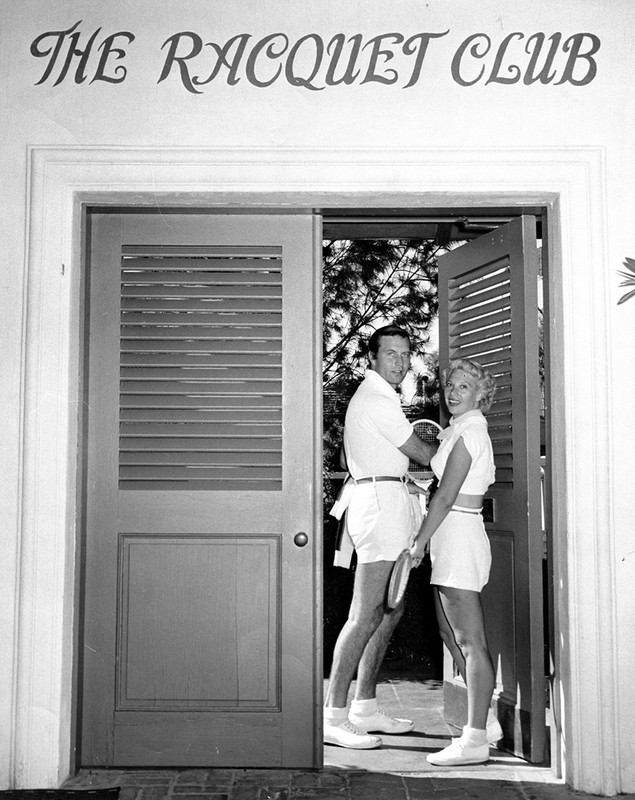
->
[1, 0, 634, 793]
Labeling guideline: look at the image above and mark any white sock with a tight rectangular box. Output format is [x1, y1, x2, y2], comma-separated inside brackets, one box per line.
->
[350, 697, 378, 716]
[461, 725, 487, 746]
[324, 706, 348, 724]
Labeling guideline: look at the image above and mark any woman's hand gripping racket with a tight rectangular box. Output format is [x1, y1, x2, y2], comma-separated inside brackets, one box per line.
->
[408, 419, 442, 512]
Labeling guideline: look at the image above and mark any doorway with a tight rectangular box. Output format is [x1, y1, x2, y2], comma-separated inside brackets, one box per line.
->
[74, 203, 552, 772]
[320, 211, 551, 765]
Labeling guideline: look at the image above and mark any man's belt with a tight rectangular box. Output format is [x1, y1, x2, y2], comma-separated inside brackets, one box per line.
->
[331, 475, 407, 520]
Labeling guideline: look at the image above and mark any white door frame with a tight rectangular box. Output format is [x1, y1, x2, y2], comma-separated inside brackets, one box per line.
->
[11, 145, 615, 794]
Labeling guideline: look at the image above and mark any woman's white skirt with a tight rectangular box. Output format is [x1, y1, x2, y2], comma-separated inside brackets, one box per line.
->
[429, 507, 491, 592]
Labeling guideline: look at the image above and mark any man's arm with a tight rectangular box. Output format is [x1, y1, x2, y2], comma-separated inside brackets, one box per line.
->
[398, 431, 437, 467]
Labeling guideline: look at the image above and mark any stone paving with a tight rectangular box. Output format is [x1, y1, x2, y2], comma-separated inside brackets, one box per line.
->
[63, 677, 632, 800]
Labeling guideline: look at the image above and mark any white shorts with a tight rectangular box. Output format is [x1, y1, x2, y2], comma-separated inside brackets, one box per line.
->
[429, 507, 491, 592]
[347, 482, 422, 564]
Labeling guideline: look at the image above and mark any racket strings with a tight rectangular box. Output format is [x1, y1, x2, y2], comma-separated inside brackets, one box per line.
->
[408, 419, 441, 475]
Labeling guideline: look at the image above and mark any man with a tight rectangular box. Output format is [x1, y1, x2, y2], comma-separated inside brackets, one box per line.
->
[324, 324, 437, 749]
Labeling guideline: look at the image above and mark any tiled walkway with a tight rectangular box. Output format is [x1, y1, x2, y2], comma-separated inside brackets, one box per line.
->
[63, 677, 628, 800]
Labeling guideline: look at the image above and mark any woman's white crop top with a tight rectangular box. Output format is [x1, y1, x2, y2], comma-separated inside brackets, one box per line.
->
[430, 410, 495, 494]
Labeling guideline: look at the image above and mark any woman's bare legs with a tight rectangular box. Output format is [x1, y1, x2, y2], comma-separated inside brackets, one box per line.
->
[434, 588, 467, 682]
[434, 585, 494, 730]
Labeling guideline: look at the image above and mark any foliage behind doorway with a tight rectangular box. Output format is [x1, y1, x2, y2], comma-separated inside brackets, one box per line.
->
[322, 238, 445, 674]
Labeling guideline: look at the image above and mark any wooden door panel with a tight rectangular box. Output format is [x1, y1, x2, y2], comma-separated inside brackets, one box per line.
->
[117, 536, 279, 709]
[438, 216, 545, 762]
[82, 212, 320, 768]
[485, 534, 516, 699]
[118, 491, 280, 532]
[114, 711, 282, 766]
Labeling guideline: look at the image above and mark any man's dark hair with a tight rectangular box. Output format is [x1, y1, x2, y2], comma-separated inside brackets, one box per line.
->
[367, 324, 411, 357]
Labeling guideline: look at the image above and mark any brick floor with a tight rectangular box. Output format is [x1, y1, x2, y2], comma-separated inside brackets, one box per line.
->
[63, 767, 632, 800]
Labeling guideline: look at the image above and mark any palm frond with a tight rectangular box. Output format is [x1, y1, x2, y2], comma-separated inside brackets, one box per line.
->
[617, 287, 635, 305]
[618, 257, 635, 304]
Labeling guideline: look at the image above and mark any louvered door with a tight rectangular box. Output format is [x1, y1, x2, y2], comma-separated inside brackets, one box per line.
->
[81, 212, 321, 767]
[437, 216, 545, 762]
[118, 242, 284, 491]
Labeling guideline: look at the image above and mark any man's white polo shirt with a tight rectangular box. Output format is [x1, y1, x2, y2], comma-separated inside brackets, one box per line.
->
[331, 370, 420, 567]
[344, 369, 413, 478]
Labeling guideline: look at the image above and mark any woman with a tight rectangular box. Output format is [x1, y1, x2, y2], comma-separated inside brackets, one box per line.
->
[410, 357, 501, 766]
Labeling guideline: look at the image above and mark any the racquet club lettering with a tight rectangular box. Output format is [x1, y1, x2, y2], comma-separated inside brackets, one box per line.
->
[29, 24, 601, 90]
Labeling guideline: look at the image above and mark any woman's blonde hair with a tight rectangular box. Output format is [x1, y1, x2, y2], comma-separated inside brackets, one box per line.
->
[443, 358, 497, 411]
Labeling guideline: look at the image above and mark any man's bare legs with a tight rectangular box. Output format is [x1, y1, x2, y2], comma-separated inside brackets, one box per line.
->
[325, 560, 398, 708]
[323, 559, 414, 747]
[354, 599, 404, 700]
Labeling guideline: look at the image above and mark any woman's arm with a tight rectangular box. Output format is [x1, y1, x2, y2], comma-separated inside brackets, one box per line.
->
[410, 437, 472, 563]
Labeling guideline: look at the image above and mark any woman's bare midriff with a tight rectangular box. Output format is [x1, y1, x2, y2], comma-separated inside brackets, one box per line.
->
[455, 492, 484, 509]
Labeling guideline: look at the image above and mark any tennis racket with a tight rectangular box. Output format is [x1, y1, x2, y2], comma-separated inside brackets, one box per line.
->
[387, 549, 413, 609]
[408, 418, 442, 511]
[409, 418, 442, 474]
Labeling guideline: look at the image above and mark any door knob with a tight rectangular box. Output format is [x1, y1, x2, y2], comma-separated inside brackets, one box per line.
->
[294, 532, 308, 547]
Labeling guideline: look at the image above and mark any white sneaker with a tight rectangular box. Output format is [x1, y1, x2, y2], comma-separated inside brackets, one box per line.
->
[426, 737, 489, 766]
[486, 710, 503, 744]
[324, 719, 382, 749]
[349, 708, 414, 735]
